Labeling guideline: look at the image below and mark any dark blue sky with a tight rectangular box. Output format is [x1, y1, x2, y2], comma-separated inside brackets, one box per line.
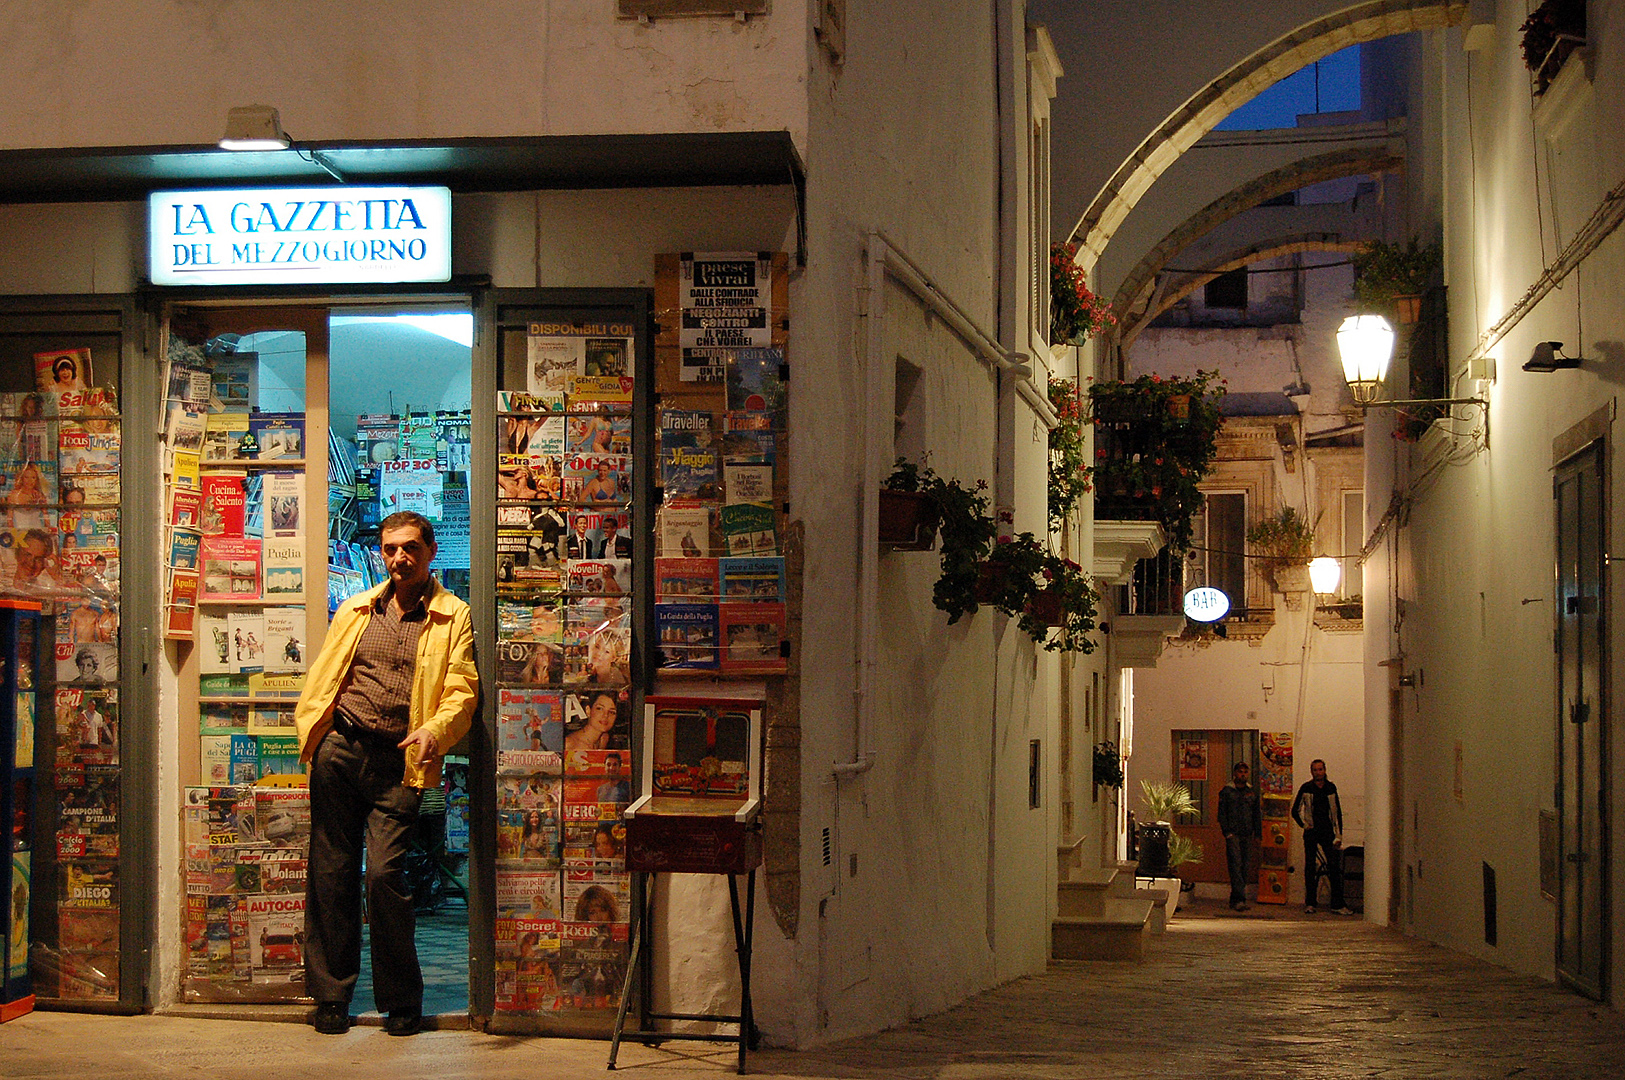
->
[1213, 44, 1361, 130]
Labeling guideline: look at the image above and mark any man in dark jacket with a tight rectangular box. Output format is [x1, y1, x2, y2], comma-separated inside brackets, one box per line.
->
[1292, 758, 1354, 915]
[1217, 761, 1262, 911]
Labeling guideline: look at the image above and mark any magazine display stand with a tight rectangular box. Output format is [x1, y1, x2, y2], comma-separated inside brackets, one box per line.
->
[1, 600, 42, 1020]
[608, 696, 763, 1073]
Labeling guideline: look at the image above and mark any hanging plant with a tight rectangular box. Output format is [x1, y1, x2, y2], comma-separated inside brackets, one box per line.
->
[1047, 377, 1092, 530]
[1093, 741, 1124, 788]
[1050, 241, 1115, 345]
[1352, 238, 1441, 320]
[1520, 0, 1586, 93]
[1246, 506, 1316, 572]
[1089, 370, 1225, 551]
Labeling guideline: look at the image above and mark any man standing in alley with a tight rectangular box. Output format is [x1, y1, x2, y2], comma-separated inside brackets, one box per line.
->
[295, 511, 478, 1036]
[1293, 759, 1355, 915]
[1217, 761, 1261, 912]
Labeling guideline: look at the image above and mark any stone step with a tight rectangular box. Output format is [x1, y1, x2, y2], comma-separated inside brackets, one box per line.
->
[1051, 901, 1155, 962]
[1057, 873, 1150, 918]
[1135, 887, 1170, 934]
[1056, 836, 1089, 880]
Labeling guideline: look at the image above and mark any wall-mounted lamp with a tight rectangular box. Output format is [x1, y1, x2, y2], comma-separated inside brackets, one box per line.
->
[1334, 313, 1486, 413]
[1522, 341, 1582, 373]
[218, 105, 344, 181]
[1308, 556, 1342, 596]
[218, 105, 291, 151]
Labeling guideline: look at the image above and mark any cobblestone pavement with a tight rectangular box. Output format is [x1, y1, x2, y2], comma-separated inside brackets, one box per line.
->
[8, 896, 1625, 1079]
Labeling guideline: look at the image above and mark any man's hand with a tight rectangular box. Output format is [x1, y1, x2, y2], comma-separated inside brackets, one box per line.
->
[398, 727, 440, 762]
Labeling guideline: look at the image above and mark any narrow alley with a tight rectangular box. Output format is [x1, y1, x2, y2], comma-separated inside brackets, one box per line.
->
[8, 900, 1621, 1079]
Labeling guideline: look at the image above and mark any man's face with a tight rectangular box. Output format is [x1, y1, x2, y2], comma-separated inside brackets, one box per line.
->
[16, 537, 50, 578]
[1311, 761, 1327, 783]
[1233, 764, 1250, 785]
[575, 519, 589, 536]
[380, 524, 435, 591]
[603, 521, 618, 538]
[604, 756, 622, 777]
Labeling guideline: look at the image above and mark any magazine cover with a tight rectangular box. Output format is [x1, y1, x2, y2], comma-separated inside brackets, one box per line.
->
[262, 607, 306, 673]
[568, 375, 633, 414]
[210, 354, 257, 410]
[658, 501, 712, 557]
[718, 556, 785, 600]
[563, 874, 631, 929]
[565, 414, 631, 456]
[238, 847, 307, 895]
[199, 535, 262, 600]
[56, 641, 118, 687]
[565, 509, 631, 561]
[58, 596, 116, 646]
[658, 446, 719, 501]
[725, 345, 788, 421]
[718, 602, 787, 675]
[58, 421, 120, 475]
[167, 528, 201, 571]
[35, 347, 92, 393]
[720, 502, 777, 556]
[498, 596, 566, 643]
[497, 389, 557, 416]
[66, 471, 120, 505]
[62, 507, 119, 551]
[562, 453, 630, 504]
[56, 386, 118, 421]
[655, 604, 719, 670]
[0, 414, 53, 465]
[247, 705, 297, 736]
[562, 817, 626, 871]
[354, 413, 400, 466]
[200, 472, 247, 537]
[200, 412, 252, 463]
[497, 529, 562, 591]
[170, 486, 204, 530]
[723, 460, 774, 506]
[503, 414, 566, 457]
[0, 459, 57, 528]
[197, 611, 231, 674]
[262, 538, 304, 597]
[56, 763, 120, 858]
[54, 686, 119, 765]
[497, 453, 563, 502]
[166, 402, 206, 455]
[496, 867, 563, 918]
[60, 857, 118, 912]
[565, 558, 630, 597]
[255, 734, 301, 778]
[556, 921, 629, 1010]
[498, 689, 564, 753]
[497, 638, 563, 685]
[249, 414, 304, 461]
[524, 331, 580, 406]
[262, 471, 303, 537]
[242, 893, 305, 984]
[658, 408, 714, 450]
[559, 689, 631, 753]
[562, 622, 629, 687]
[655, 557, 719, 600]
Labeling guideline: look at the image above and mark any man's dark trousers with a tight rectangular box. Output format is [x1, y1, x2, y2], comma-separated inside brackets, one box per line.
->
[1304, 829, 1345, 908]
[1225, 833, 1253, 906]
[305, 723, 424, 1011]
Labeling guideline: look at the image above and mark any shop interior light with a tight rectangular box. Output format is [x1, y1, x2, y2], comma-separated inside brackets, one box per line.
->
[1308, 556, 1341, 596]
[219, 105, 292, 151]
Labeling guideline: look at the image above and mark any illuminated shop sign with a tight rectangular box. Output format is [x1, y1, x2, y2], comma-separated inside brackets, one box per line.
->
[149, 186, 452, 286]
[1183, 586, 1230, 622]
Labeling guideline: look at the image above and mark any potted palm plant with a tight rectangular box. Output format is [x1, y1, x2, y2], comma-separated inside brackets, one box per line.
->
[1137, 780, 1202, 915]
[1246, 506, 1317, 594]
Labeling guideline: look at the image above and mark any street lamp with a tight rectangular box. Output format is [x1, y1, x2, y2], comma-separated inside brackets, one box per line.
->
[1308, 556, 1341, 596]
[1334, 313, 1486, 413]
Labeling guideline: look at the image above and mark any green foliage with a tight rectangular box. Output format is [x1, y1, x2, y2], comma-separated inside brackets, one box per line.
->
[1089, 370, 1225, 552]
[1047, 377, 1092, 531]
[1093, 741, 1123, 788]
[1352, 238, 1441, 315]
[1139, 779, 1200, 823]
[1050, 242, 1115, 345]
[1246, 506, 1317, 569]
[1520, 0, 1585, 91]
[1167, 833, 1204, 868]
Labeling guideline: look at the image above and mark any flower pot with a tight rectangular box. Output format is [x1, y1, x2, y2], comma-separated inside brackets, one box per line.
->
[1393, 294, 1423, 325]
[1025, 588, 1067, 627]
[974, 560, 1005, 603]
[1273, 564, 1312, 593]
[878, 489, 939, 550]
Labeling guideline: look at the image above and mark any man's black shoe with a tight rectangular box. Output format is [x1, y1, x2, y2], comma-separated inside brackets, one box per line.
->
[313, 1002, 350, 1035]
[384, 1008, 422, 1036]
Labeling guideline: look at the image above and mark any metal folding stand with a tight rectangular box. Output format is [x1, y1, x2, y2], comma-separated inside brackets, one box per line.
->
[608, 867, 757, 1073]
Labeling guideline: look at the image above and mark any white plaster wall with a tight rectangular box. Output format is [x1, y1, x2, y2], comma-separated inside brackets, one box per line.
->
[1390, 4, 1625, 987]
[0, 2, 807, 150]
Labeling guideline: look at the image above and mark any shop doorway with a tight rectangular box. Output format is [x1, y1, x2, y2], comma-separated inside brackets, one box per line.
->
[1166, 730, 1259, 889]
[169, 301, 474, 1018]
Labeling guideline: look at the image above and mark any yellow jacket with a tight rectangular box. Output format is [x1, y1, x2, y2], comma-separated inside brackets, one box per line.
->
[295, 577, 478, 789]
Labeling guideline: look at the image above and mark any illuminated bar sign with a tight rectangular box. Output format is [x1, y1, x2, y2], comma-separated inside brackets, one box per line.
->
[149, 186, 452, 286]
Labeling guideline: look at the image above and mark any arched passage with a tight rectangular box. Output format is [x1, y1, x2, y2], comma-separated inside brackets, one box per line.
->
[1066, 0, 1463, 272]
[1111, 145, 1403, 344]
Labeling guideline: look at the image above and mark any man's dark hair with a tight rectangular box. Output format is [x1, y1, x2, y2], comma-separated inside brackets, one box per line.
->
[1310, 758, 1326, 770]
[23, 527, 53, 549]
[380, 510, 436, 547]
[1233, 761, 1249, 773]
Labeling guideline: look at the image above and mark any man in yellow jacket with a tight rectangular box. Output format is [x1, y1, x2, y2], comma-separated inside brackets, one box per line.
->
[295, 511, 477, 1036]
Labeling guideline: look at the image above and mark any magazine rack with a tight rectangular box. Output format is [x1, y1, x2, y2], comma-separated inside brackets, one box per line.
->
[608, 696, 763, 1073]
[1, 600, 43, 1021]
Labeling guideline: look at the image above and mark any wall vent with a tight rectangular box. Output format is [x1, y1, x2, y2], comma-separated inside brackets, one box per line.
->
[822, 825, 832, 867]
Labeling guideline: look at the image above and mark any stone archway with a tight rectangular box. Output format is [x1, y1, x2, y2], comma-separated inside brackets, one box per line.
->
[1066, 0, 1464, 273]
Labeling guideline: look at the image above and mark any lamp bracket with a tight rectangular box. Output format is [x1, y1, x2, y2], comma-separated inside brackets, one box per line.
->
[1359, 397, 1486, 411]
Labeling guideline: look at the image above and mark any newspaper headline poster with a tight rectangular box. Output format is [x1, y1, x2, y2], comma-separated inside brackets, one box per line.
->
[1258, 732, 1293, 905]
[379, 458, 444, 521]
[524, 322, 635, 406]
[677, 252, 772, 383]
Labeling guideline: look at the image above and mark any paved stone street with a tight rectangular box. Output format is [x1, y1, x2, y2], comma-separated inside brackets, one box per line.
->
[7, 896, 1624, 1079]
